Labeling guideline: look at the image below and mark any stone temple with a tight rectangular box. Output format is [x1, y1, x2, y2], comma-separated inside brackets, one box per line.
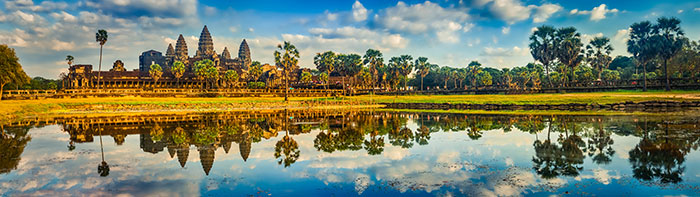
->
[64, 25, 254, 89]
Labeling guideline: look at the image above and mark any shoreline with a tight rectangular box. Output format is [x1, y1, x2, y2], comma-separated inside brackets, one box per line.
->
[3, 91, 700, 124]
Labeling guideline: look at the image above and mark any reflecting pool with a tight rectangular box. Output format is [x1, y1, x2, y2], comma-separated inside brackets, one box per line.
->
[1, 110, 700, 196]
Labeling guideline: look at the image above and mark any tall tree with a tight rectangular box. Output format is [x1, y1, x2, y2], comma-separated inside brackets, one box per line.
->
[390, 55, 413, 90]
[248, 61, 262, 82]
[224, 70, 239, 88]
[529, 25, 557, 88]
[149, 64, 163, 84]
[627, 21, 655, 91]
[653, 17, 685, 91]
[65, 55, 74, 67]
[95, 29, 108, 89]
[300, 71, 312, 85]
[171, 61, 185, 87]
[414, 57, 431, 91]
[273, 41, 300, 101]
[337, 54, 362, 94]
[363, 49, 384, 90]
[314, 51, 336, 90]
[555, 27, 583, 87]
[585, 36, 614, 81]
[439, 66, 452, 89]
[0, 45, 30, 100]
[467, 61, 482, 89]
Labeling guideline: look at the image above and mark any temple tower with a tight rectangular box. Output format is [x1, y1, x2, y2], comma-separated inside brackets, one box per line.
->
[238, 39, 251, 68]
[166, 44, 175, 58]
[221, 47, 231, 60]
[196, 25, 215, 57]
[175, 34, 188, 62]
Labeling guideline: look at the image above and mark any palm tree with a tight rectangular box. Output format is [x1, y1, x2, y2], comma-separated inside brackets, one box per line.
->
[627, 21, 655, 92]
[320, 72, 329, 89]
[529, 25, 557, 88]
[273, 41, 300, 102]
[149, 64, 163, 85]
[363, 49, 384, 91]
[414, 57, 430, 91]
[95, 29, 108, 89]
[555, 27, 583, 87]
[171, 61, 185, 88]
[439, 66, 452, 89]
[65, 55, 74, 67]
[314, 51, 336, 89]
[248, 61, 262, 82]
[390, 55, 413, 91]
[224, 70, 239, 88]
[467, 61, 482, 89]
[586, 36, 614, 82]
[300, 71, 312, 85]
[653, 17, 685, 91]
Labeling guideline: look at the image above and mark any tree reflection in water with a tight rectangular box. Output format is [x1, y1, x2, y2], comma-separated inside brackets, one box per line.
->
[3, 110, 699, 184]
[0, 126, 32, 174]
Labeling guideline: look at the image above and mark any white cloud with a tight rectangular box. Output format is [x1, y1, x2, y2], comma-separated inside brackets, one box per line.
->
[352, 1, 368, 22]
[677, 10, 684, 14]
[82, 0, 197, 19]
[325, 10, 338, 21]
[570, 4, 619, 21]
[532, 3, 562, 23]
[478, 46, 532, 67]
[4, 0, 68, 12]
[248, 28, 254, 32]
[501, 26, 510, 35]
[581, 32, 603, 44]
[695, 8, 700, 12]
[229, 26, 237, 33]
[488, 0, 532, 24]
[373, 1, 471, 43]
[50, 39, 75, 51]
[50, 11, 77, 23]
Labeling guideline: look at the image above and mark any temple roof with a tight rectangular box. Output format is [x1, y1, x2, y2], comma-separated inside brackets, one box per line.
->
[222, 47, 231, 60]
[166, 44, 175, 57]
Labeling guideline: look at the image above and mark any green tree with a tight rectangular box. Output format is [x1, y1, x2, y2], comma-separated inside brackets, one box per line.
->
[224, 70, 239, 88]
[314, 51, 336, 89]
[478, 71, 493, 87]
[414, 57, 431, 91]
[300, 71, 312, 84]
[628, 21, 655, 91]
[319, 72, 329, 89]
[0, 45, 30, 100]
[653, 17, 686, 91]
[194, 59, 215, 89]
[95, 29, 108, 89]
[438, 66, 452, 89]
[248, 61, 262, 82]
[149, 64, 163, 84]
[337, 54, 362, 93]
[65, 55, 74, 67]
[363, 49, 384, 90]
[467, 61, 482, 89]
[171, 61, 185, 87]
[273, 41, 300, 101]
[585, 36, 614, 81]
[529, 25, 557, 88]
[555, 27, 583, 86]
[388, 55, 413, 90]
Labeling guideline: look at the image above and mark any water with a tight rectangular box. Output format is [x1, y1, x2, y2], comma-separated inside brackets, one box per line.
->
[1, 110, 699, 196]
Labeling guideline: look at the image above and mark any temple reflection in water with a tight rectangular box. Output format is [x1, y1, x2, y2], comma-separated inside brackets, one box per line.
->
[2, 110, 700, 195]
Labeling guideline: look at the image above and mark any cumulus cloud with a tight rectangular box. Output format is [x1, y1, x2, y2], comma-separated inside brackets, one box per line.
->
[352, 1, 368, 22]
[570, 4, 619, 21]
[82, 0, 197, 19]
[487, 0, 532, 24]
[4, 0, 68, 12]
[372, 1, 471, 43]
[532, 3, 562, 23]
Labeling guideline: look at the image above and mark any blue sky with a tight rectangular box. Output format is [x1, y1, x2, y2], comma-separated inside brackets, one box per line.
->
[1, 0, 700, 79]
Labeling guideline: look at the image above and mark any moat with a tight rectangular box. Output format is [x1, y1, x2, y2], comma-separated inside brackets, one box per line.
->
[1, 110, 699, 196]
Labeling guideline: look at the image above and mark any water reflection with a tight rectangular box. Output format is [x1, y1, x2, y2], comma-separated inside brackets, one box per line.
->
[2, 111, 700, 195]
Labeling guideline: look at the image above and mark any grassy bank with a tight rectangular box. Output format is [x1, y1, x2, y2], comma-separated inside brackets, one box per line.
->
[2, 90, 699, 123]
[347, 90, 700, 105]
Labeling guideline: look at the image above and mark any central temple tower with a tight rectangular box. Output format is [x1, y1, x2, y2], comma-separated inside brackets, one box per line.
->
[196, 25, 215, 57]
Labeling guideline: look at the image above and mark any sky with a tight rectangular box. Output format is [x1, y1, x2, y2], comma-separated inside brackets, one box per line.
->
[1, 0, 700, 79]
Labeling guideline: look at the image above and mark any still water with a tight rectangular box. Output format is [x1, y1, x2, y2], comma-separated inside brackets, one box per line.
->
[1, 110, 699, 196]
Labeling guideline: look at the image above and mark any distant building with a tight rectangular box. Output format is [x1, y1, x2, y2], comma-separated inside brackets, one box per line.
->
[139, 50, 166, 73]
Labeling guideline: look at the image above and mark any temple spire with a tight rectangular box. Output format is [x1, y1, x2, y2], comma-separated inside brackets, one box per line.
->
[196, 25, 215, 57]
[238, 39, 251, 68]
[166, 43, 175, 57]
[221, 47, 231, 60]
[175, 34, 188, 61]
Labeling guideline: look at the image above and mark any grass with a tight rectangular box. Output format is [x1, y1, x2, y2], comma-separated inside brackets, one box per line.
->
[348, 90, 700, 105]
[2, 90, 699, 123]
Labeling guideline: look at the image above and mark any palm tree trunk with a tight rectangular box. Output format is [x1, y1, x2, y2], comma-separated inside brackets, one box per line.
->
[664, 59, 670, 91]
[643, 62, 648, 92]
[97, 45, 103, 90]
[420, 76, 423, 92]
[0, 83, 4, 101]
[285, 72, 289, 102]
[545, 64, 552, 88]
